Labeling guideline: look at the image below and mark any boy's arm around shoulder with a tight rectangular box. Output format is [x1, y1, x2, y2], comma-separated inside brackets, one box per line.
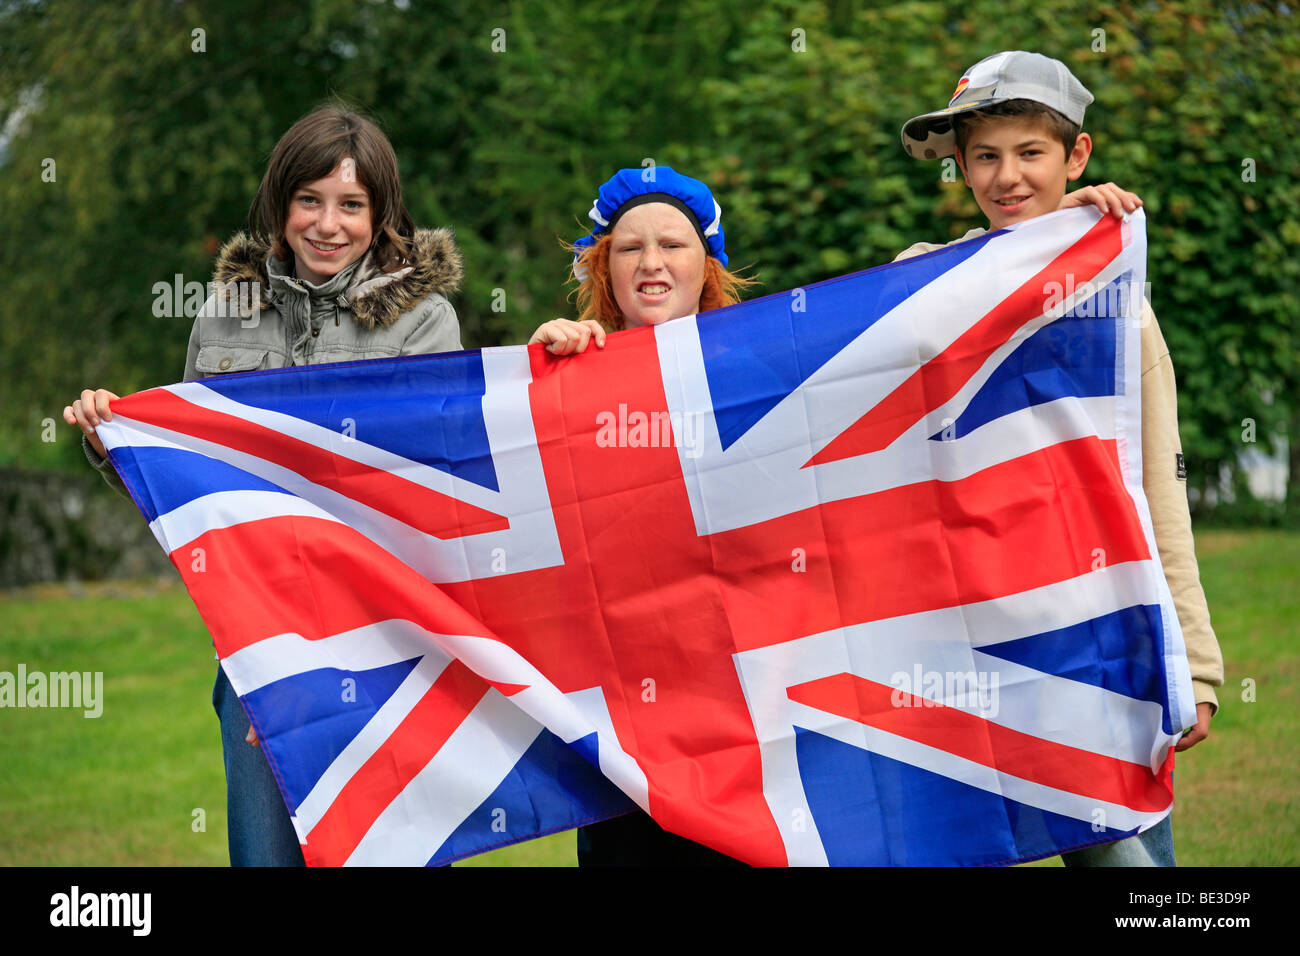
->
[1139, 300, 1224, 735]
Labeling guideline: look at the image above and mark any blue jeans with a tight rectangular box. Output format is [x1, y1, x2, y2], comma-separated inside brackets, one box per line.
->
[212, 664, 305, 867]
[1060, 814, 1175, 866]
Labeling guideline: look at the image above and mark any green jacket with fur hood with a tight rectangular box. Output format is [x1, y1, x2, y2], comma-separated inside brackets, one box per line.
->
[84, 227, 464, 491]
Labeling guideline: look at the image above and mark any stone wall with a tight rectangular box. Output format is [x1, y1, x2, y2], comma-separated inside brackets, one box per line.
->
[0, 467, 172, 586]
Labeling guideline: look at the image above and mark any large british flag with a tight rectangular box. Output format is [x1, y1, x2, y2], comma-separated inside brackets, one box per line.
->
[98, 207, 1196, 866]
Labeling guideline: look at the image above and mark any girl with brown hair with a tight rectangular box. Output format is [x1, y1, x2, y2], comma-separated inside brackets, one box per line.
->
[63, 104, 464, 866]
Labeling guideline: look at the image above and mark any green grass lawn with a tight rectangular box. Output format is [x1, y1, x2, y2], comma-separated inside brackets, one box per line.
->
[2, 529, 1295, 866]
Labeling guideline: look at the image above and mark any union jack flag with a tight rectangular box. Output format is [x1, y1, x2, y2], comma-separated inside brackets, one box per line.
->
[98, 207, 1196, 866]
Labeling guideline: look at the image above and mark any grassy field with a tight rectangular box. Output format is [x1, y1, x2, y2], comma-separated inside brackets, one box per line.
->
[2, 529, 1295, 866]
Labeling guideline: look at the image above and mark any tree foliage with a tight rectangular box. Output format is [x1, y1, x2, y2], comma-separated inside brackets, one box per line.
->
[1, 0, 1295, 514]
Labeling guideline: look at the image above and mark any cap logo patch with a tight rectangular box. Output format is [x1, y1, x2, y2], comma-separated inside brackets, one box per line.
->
[949, 77, 970, 103]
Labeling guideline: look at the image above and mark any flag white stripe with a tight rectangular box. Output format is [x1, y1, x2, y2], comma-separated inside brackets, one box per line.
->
[345, 688, 543, 866]
[222, 619, 451, 694]
[148, 488, 342, 556]
[291, 653, 451, 839]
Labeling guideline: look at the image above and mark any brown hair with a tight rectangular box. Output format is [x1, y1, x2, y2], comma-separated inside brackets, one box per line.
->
[570, 233, 757, 331]
[250, 104, 415, 272]
[952, 99, 1080, 161]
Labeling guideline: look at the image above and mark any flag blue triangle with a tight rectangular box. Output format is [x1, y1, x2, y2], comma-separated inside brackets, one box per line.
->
[930, 274, 1124, 441]
[247, 656, 421, 812]
[427, 730, 635, 865]
[977, 603, 1173, 732]
[794, 727, 1136, 865]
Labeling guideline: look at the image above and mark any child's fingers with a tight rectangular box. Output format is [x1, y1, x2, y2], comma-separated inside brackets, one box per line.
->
[75, 388, 117, 425]
[544, 319, 607, 355]
[1091, 185, 1120, 216]
[548, 326, 582, 354]
[79, 389, 101, 426]
[1064, 184, 1144, 219]
[1118, 186, 1144, 210]
[531, 319, 573, 348]
[70, 400, 110, 458]
[69, 399, 92, 435]
[1106, 185, 1127, 216]
[94, 389, 116, 422]
[1097, 183, 1143, 217]
[565, 324, 588, 353]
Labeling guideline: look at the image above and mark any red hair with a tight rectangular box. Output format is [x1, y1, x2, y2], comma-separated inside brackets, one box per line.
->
[571, 233, 755, 331]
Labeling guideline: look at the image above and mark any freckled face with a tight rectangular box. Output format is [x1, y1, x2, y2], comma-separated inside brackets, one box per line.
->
[284, 159, 373, 284]
[608, 203, 707, 329]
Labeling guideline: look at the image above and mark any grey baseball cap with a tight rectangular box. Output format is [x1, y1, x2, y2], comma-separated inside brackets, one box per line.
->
[901, 51, 1094, 159]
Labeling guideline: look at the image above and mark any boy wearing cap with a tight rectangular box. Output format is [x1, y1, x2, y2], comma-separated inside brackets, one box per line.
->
[896, 51, 1223, 866]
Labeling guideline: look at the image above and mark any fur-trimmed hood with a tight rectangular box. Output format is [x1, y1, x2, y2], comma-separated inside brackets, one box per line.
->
[212, 227, 463, 331]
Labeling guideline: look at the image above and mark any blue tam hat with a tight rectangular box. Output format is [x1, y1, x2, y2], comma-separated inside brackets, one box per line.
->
[572, 167, 728, 274]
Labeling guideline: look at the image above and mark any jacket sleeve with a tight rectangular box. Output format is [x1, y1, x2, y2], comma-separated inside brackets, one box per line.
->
[82, 433, 129, 496]
[1139, 300, 1224, 714]
[399, 293, 463, 355]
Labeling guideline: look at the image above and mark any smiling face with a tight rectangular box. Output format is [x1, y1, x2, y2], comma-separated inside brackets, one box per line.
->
[284, 159, 374, 284]
[955, 118, 1091, 230]
[608, 203, 708, 329]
